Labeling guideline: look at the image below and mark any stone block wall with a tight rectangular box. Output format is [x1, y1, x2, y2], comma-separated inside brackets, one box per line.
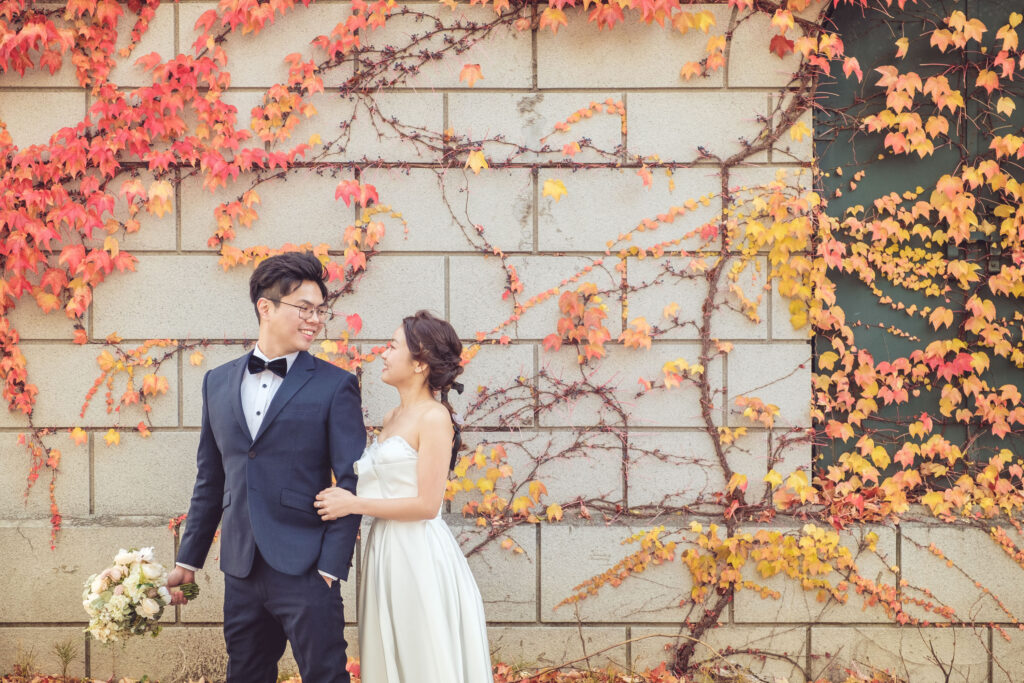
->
[0, 2, 1015, 682]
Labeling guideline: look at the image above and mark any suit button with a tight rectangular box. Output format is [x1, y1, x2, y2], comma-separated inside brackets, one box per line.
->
[248, 450, 256, 459]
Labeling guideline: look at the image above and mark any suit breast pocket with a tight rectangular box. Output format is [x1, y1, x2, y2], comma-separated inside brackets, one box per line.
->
[280, 487, 318, 517]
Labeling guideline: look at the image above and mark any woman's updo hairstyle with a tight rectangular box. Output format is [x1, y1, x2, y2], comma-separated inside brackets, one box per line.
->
[402, 310, 465, 468]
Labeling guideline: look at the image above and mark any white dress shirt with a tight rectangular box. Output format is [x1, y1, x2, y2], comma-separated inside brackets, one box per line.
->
[178, 345, 337, 581]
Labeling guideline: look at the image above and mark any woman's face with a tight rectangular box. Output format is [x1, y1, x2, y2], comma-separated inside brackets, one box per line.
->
[380, 325, 421, 387]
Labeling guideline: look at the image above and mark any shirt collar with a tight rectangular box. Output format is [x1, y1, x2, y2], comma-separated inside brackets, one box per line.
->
[252, 344, 300, 373]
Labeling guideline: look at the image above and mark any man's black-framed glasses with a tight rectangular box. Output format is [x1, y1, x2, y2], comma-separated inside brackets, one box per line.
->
[265, 298, 335, 322]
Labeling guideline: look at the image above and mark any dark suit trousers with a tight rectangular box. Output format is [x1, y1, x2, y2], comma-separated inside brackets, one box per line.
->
[223, 548, 350, 683]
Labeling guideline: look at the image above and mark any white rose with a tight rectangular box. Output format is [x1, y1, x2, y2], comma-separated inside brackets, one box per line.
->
[157, 586, 171, 604]
[137, 597, 161, 619]
[91, 576, 108, 594]
[108, 566, 124, 582]
[114, 548, 135, 565]
[137, 547, 156, 563]
[141, 562, 164, 581]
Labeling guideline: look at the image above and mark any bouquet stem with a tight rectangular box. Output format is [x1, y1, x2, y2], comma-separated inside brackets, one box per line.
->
[176, 582, 200, 600]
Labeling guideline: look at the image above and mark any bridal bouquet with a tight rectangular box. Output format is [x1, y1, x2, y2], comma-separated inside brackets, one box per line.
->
[82, 547, 199, 643]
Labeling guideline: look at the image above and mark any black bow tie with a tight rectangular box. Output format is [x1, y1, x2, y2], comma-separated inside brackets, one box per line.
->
[248, 355, 288, 378]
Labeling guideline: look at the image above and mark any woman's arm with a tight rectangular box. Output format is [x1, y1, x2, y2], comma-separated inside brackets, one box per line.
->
[317, 405, 453, 522]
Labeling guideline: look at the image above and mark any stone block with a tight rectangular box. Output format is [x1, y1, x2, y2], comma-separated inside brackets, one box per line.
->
[727, 342, 812, 428]
[89, 626, 228, 683]
[993, 627, 1024, 682]
[0, 343, 179, 429]
[900, 522, 1024, 623]
[360, 167, 533, 252]
[536, 4, 732, 88]
[454, 522, 537, 622]
[733, 524, 899, 624]
[627, 430, 765, 509]
[0, 2, 79, 89]
[363, 342, 533, 428]
[5, 299, 90, 341]
[180, 168, 356, 251]
[631, 625, 808, 682]
[728, 10, 805, 88]
[0, 91, 87, 148]
[772, 93, 814, 164]
[0, 523, 174, 622]
[104, 169, 179, 251]
[358, 4, 531, 89]
[93, 431, 199, 517]
[537, 167, 722, 252]
[628, 92, 770, 163]
[449, 254, 621, 340]
[627, 255, 769, 341]
[540, 524, 689, 623]
[92, 254, 253, 340]
[538, 344, 722, 429]
[178, 3, 356, 88]
[107, 2, 176, 88]
[487, 625, 628, 670]
[455, 429, 623, 513]
[277, 89, 360, 160]
[343, 92, 446, 162]
[0, 627, 87, 678]
[811, 625, 990, 683]
[448, 91, 623, 163]
[0, 433, 90, 519]
[324, 254, 447, 341]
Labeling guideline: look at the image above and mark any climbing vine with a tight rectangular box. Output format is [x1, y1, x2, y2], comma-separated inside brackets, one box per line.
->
[3, 0, 1024, 679]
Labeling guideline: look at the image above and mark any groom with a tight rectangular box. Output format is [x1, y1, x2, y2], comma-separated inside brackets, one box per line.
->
[166, 252, 364, 683]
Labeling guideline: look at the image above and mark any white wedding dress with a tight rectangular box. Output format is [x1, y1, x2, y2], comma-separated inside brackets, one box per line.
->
[354, 435, 493, 683]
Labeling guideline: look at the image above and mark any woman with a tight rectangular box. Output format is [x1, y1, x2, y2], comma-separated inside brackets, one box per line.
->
[315, 310, 492, 683]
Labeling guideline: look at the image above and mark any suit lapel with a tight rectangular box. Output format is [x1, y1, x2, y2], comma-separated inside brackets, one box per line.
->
[253, 350, 314, 444]
[230, 353, 251, 442]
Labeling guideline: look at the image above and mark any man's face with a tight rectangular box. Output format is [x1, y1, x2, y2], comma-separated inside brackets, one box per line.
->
[259, 280, 325, 355]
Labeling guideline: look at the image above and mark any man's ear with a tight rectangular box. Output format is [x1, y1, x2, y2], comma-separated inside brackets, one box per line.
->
[256, 297, 272, 321]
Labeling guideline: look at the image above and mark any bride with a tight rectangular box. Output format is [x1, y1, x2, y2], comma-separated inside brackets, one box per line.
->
[315, 310, 493, 683]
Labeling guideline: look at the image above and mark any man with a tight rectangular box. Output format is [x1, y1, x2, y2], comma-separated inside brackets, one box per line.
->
[166, 252, 364, 683]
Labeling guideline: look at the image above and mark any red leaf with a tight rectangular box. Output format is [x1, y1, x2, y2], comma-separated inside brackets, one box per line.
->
[769, 34, 795, 58]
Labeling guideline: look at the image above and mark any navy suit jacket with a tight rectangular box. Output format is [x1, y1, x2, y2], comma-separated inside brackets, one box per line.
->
[177, 350, 365, 580]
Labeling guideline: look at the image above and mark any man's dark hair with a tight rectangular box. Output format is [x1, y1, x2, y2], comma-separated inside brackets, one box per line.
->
[249, 252, 329, 323]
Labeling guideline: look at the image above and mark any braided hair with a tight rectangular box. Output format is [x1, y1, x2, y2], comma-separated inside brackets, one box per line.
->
[401, 310, 465, 469]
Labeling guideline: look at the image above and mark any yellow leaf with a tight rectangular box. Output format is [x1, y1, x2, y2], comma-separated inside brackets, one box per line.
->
[928, 306, 954, 330]
[542, 178, 567, 202]
[870, 445, 891, 470]
[546, 503, 563, 522]
[308, 133, 322, 146]
[70, 427, 88, 446]
[764, 469, 783, 488]
[997, 96, 1016, 117]
[895, 36, 909, 58]
[1011, 12, 1023, 28]
[465, 150, 488, 175]
[189, 350, 205, 366]
[789, 120, 811, 142]
[104, 429, 120, 446]
[727, 472, 747, 494]
[663, 302, 679, 319]
[103, 235, 119, 258]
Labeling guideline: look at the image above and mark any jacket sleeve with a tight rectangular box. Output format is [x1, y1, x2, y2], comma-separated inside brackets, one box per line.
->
[176, 371, 226, 569]
[317, 371, 365, 580]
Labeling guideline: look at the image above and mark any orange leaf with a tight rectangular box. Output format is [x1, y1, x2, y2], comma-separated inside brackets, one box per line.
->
[459, 63, 483, 87]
